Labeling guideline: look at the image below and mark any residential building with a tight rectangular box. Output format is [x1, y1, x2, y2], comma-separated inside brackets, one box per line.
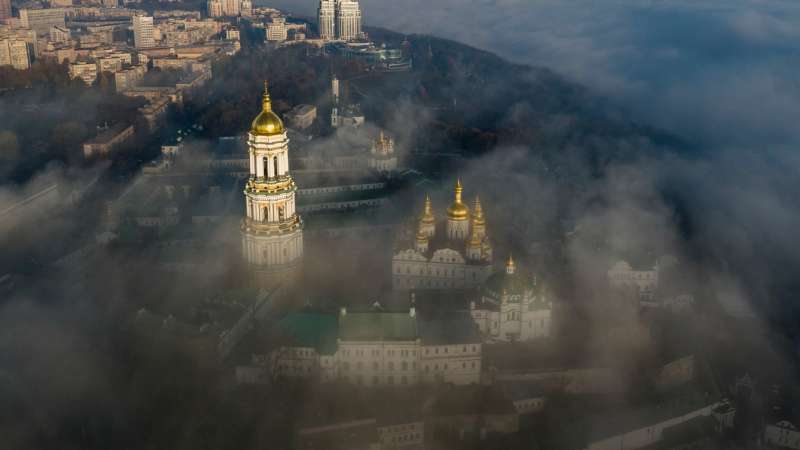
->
[82, 124, 135, 158]
[0, 38, 31, 69]
[335, 0, 362, 41]
[69, 61, 98, 84]
[317, 0, 335, 40]
[49, 25, 71, 43]
[139, 95, 170, 131]
[133, 15, 155, 48]
[240, 0, 252, 17]
[207, 0, 223, 18]
[19, 8, 66, 35]
[265, 16, 287, 42]
[0, 0, 11, 24]
[114, 64, 146, 91]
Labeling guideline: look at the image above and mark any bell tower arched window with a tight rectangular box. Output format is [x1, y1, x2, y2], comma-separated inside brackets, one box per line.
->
[273, 156, 279, 178]
[262, 157, 268, 178]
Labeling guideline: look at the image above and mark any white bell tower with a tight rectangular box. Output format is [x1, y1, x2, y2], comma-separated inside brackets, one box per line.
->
[241, 81, 304, 285]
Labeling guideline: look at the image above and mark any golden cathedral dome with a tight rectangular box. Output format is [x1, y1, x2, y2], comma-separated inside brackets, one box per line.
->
[251, 81, 285, 136]
[447, 178, 470, 220]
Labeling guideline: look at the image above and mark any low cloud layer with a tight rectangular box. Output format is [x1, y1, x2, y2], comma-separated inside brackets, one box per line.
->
[271, 0, 800, 148]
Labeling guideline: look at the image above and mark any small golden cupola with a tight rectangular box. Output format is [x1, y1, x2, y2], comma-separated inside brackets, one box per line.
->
[506, 254, 516, 275]
[472, 195, 485, 224]
[446, 178, 470, 220]
[251, 80, 285, 136]
[418, 194, 436, 238]
[420, 194, 436, 225]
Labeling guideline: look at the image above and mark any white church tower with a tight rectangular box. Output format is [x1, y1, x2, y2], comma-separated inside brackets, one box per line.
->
[241, 81, 304, 285]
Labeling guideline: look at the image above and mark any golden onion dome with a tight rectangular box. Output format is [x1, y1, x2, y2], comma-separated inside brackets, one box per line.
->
[251, 81, 285, 136]
[419, 194, 436, 225]
[447, 178, 470, 220]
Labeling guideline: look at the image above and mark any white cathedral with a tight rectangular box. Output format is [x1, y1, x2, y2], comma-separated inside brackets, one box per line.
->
[392, 180, 494, 290]
[368, 131, 397, 173]
[469, 255, 553, 342]
[241, 82, 304, 285]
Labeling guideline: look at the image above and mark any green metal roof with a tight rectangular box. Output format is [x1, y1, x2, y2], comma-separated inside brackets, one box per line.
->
[277, 312, 339, 355]
[339, 312, 417, 341]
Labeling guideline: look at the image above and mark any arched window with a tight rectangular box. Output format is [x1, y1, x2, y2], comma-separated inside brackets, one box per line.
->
[263, 207, 268, 222]
[262, 157, 268, 178]
[273, 156, 279, 178]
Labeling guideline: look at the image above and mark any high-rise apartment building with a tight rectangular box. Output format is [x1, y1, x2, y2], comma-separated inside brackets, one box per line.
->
[335, 0, 362, 41]
[207, 0, 223, 17]
[0, 0, 12, 24]
[318, 0, 362, 41]
[222, 0, 240, 16]
[317, 0, 335, 40]
[133, 15, 155, 48]
[0, 38, 31, 70]
[207, 0, 245, 17]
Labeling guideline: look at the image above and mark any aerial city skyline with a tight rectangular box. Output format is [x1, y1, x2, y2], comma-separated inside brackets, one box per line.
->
[2, 0, 800, 449]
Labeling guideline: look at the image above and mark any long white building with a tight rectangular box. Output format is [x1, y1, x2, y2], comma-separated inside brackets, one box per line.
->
[269, 305, 483, 386]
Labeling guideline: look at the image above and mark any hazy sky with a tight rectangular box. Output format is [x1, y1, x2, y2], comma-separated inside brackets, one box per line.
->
[269, 0, 800, 148]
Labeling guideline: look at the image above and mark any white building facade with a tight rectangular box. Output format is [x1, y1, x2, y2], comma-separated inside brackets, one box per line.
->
[470, 256, 553, 342]
[608, 260, 659, 301]
[317, 0, 362, 41]
[133, 15, 155, 48]
[271, 307, 482, 387]
[317, 0, 335, 40]
[335, 0, 362, 41]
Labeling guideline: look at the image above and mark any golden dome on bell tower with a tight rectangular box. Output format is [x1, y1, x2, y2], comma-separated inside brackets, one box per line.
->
[251, 80, 285, 136]
[446, 178, 470, 220]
